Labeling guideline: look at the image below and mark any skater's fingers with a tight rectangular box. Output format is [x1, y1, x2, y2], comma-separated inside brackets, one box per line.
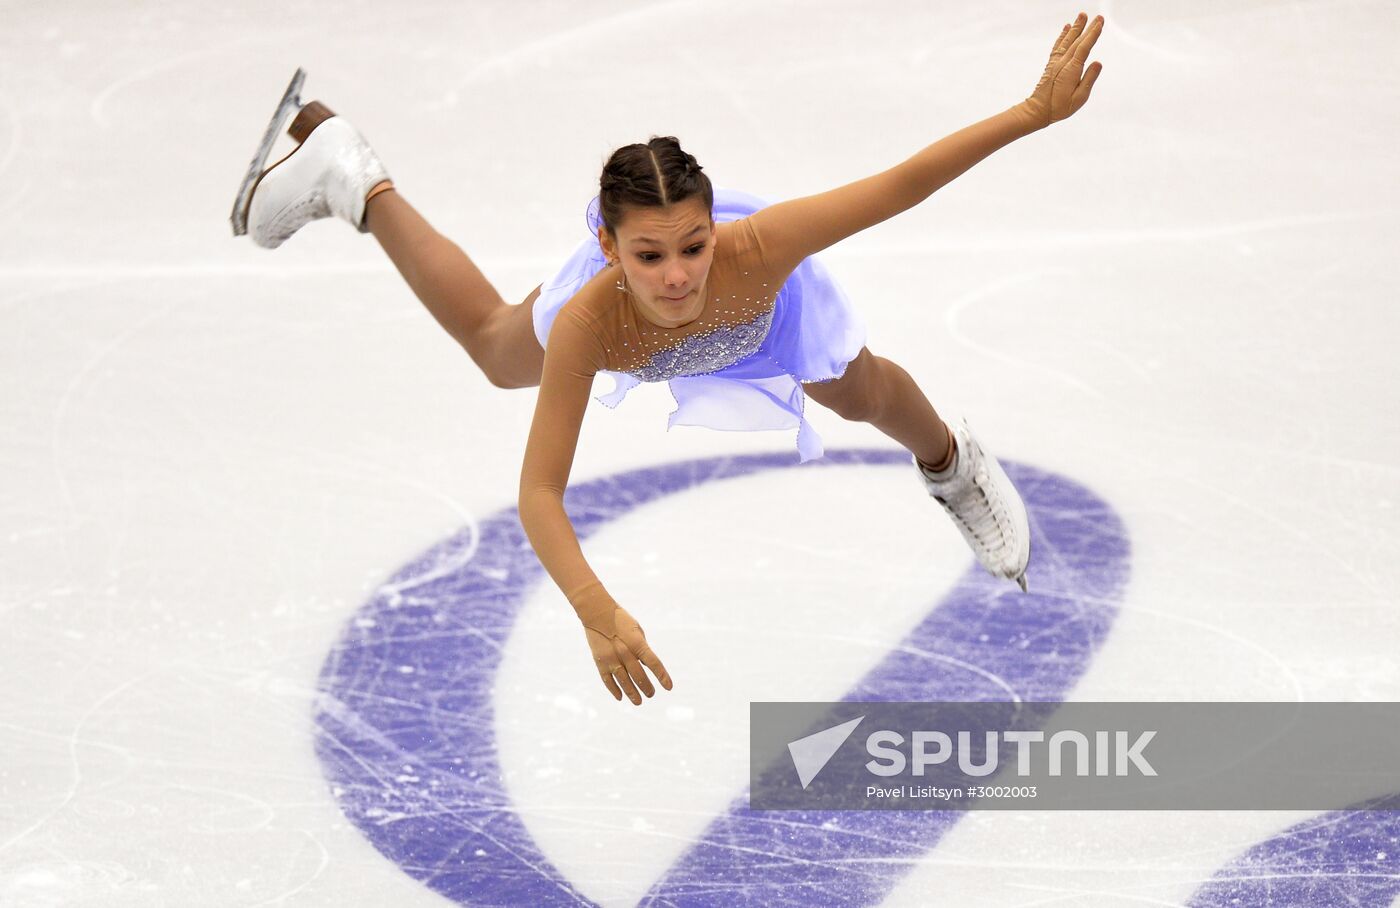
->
[598, 669, 624, 702]
[616, 643, 655, 699]
[1071, 15, 1104, 62]
[1065, 12, 1088, 45]
[611, 608, 663, 698]
[613, 669, 643, 706]
[634, 643, 672, 692]
[1071, 62, 1104, 115]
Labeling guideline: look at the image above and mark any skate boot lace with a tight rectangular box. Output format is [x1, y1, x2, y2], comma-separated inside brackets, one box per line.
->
[934, 454, 1016, 570]
[267, 190, 330, 239]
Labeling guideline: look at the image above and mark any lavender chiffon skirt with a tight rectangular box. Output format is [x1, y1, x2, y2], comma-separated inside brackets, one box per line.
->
[532, 188, 867, 462]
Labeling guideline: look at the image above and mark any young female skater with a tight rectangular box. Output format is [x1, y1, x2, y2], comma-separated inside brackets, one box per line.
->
[233, 13, 1105, 707]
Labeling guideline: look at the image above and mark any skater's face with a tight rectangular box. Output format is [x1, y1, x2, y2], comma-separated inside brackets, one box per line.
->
[600, 197, 717, 329]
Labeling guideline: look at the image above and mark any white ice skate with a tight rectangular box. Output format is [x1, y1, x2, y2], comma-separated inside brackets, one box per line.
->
[229, 68, 390, 248]
[915, 419, 1031, 592]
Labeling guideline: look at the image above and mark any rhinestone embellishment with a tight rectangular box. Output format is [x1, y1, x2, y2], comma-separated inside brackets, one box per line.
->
[630, 307, 774, 382]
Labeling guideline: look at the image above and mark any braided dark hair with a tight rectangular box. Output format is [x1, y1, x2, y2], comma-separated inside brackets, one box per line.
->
[598, 136, 714, 234]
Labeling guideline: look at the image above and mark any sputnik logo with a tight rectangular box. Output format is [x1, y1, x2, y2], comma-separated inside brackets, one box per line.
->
[788, 716, 865, 789]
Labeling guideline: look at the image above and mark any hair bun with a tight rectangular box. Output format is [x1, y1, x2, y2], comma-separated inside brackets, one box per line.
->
[596, 136, 714, 235]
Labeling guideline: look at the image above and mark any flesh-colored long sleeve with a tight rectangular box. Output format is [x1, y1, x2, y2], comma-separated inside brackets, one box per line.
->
[747, 105, 1041, 272]
[517, 306, 613, 615]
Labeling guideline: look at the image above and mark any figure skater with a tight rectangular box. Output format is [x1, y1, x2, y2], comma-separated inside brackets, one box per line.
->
[232, 13, 1105, 706]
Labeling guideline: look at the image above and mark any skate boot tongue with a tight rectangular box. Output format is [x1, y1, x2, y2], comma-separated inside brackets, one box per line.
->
[913, 419, 1031, 591]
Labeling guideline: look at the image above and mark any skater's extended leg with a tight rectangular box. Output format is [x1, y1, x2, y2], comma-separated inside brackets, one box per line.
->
[805, 346, 1031, 591]
[234, 87, 544, 389]
[365, 190, 544, 389]
[803, 348, 953, 469]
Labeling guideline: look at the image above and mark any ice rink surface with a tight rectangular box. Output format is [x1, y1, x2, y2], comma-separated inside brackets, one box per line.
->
[3, 1, 1399, 905]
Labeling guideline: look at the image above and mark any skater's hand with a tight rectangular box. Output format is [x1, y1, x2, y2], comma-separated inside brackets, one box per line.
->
[1019, 12, 1105, 129]
[576, 597, 672, 706]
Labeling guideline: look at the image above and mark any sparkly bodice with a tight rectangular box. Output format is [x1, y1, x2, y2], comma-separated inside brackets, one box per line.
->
[628, 306, 774, 381]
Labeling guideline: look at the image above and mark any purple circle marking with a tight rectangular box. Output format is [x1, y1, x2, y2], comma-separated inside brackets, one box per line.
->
[1188, 794, 1400, 907]
[314, 449, 1131, 905]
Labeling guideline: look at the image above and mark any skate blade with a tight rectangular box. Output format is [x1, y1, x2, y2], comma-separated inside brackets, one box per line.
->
[229, 67, 307, 236]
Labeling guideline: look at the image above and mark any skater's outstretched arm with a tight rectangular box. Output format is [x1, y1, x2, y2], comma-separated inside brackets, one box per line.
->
[748, 13, 1105, 272]
[518, 310, 673, 707]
